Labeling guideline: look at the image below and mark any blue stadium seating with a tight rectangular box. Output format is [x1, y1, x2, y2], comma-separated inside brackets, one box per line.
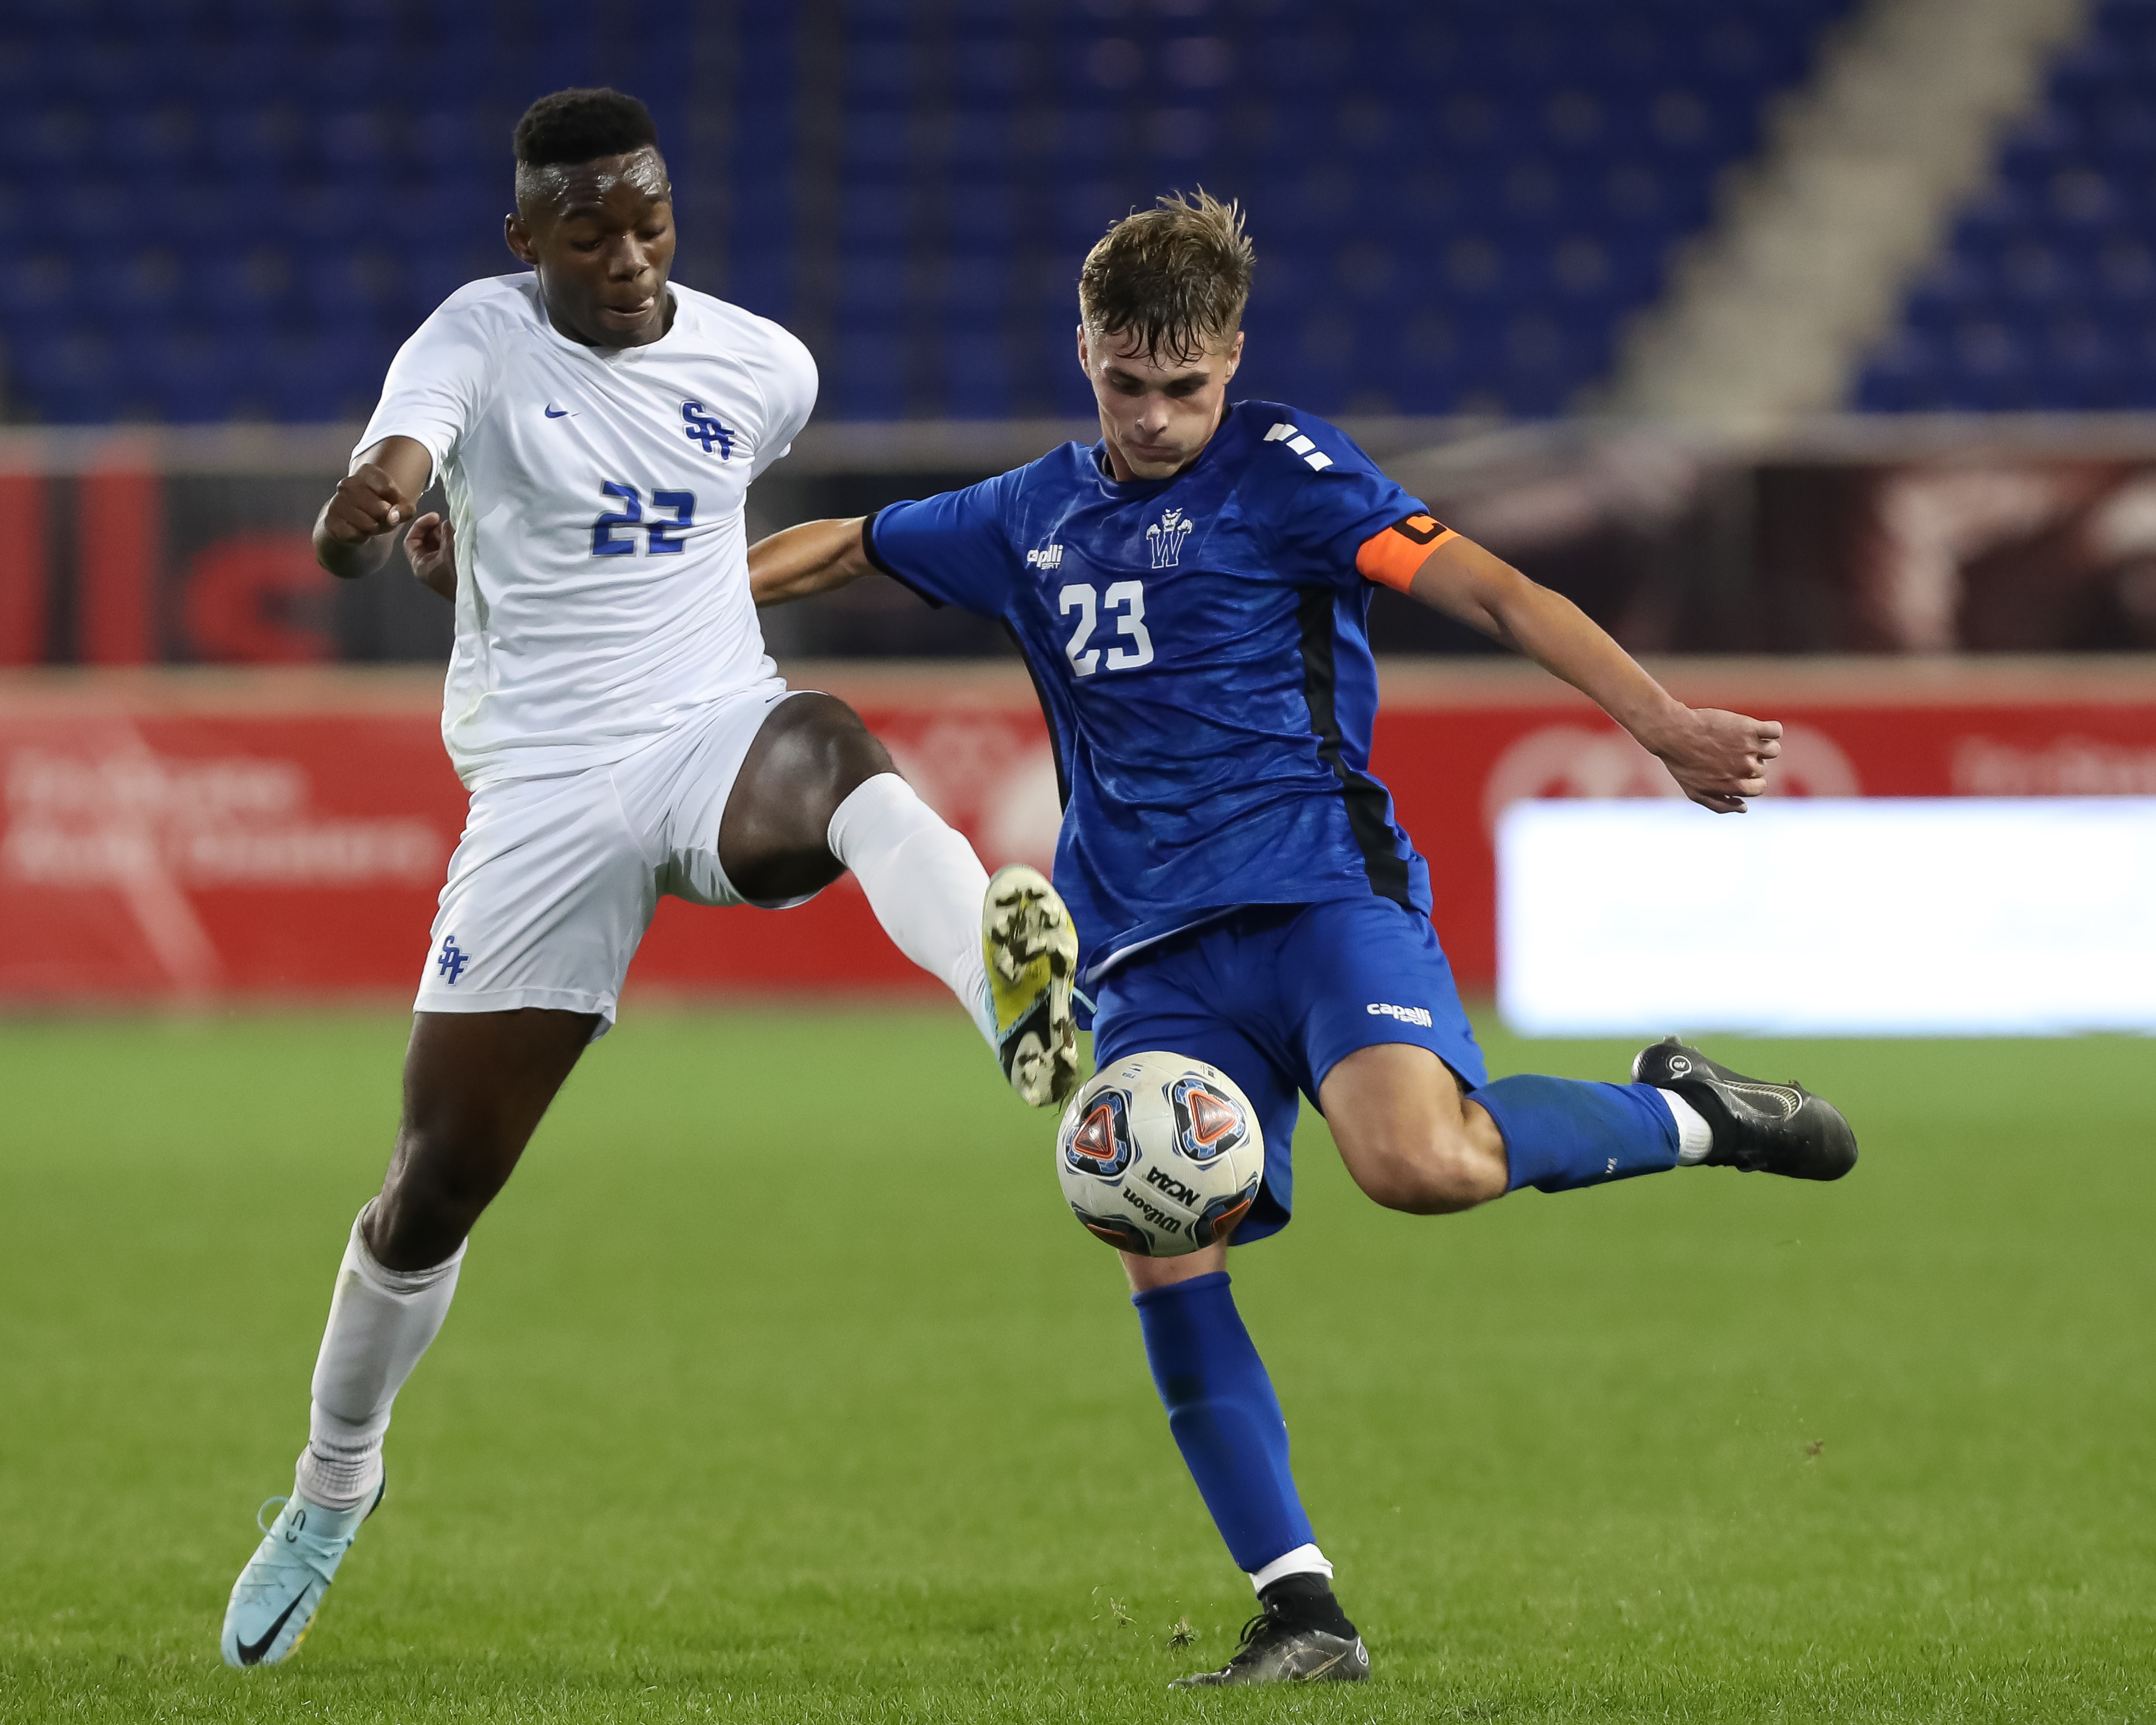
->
[0, 1, 724, 426]
[820, 0, 1854, 419]
[1858, 0, 2156, 410]
[0, 0, 1849, 426]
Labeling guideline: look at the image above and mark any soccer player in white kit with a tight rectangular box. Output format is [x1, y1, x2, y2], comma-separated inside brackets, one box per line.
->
[217, 89, 1078, 1668]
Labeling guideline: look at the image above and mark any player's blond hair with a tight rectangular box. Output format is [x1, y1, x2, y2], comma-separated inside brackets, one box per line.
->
[1079, 189, 1254, 364]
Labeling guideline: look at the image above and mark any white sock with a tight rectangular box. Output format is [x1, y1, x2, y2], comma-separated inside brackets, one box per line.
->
[1250, 1544, 1334, 1592]
[1658, 1089, 1716, 1165]
[293, 1205, 465, 1510]
[827, 773, 996, 1046]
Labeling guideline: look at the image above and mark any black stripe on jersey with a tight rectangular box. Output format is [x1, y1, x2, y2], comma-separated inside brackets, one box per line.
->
[862, 507, 944, 609]
[1296, 587, 1412, 908]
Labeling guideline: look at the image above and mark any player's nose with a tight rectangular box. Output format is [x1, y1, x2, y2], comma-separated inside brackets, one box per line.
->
[602, 238, 652, 279]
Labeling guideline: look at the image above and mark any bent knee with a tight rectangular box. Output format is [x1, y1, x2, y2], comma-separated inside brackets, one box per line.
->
[389, 1140, 494, 1213]
[1349, 1134, 1506, 1215]
[768, 694, 893, 795]
[373, 1128, 504, 1250]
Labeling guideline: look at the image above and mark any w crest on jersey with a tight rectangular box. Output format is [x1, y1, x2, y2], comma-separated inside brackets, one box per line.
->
[1146, 507, 1194, 569]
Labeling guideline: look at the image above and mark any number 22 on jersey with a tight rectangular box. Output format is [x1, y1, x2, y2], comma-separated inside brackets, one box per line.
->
[591, 483, 696, 556]
[1059, 580, 1154, 676]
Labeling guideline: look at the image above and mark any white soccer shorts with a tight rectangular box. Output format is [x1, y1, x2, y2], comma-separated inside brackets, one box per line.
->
[414, 682, 812, 1031]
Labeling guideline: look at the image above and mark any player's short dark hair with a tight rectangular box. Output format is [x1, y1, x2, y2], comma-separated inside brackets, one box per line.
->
[1079, 189, 1254, 364]
[513, 87, 659, 167]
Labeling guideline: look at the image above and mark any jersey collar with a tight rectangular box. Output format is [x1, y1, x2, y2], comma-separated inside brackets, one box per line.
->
[529, 282, 688, 365]
[1089, 400, 1243, 498]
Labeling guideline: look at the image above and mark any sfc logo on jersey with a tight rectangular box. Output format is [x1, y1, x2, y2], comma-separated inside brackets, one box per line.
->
[1147, 507, 1194, 568]
[1168, 1076, 1250, 1164]
[435, 934, 470, 984]
[681, 400, 734, 458]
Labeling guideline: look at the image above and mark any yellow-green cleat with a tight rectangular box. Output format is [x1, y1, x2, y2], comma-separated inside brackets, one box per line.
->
[983, 864, 1080, 1107]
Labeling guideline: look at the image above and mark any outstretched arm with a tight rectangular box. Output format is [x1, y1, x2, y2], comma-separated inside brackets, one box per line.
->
[1401, 533, 1780, 813]
[749, 515, 877, 607]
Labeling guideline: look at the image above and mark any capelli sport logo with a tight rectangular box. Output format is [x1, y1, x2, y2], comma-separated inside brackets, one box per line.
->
[1366, 1001, 1433, 1027]
[1025, 544, 1064, 571]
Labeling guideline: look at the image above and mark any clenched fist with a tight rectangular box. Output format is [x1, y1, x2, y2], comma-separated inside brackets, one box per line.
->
[320, 464, 416, 545]
[1641, 709, 1784, 814]
[403, 512, 457, 602]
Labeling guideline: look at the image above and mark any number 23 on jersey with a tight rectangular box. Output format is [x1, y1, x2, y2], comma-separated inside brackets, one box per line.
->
[1059, 580, 1155, 676]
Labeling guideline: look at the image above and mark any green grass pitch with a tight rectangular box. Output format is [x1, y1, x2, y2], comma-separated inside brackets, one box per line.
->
[2, 1007, 2151, 1723]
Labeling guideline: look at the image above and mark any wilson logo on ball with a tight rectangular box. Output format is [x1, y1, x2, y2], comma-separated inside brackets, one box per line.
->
[1168, 1078, 1248, 1163]
[1062, 1089, 1135, 1180]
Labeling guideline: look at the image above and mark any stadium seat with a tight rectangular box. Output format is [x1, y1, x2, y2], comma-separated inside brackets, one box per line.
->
[1860, 0, 2156, 410]
[826, 329, 907, 419]
[0, 0, 1853, 423]
[11, 327, 134, 423]
[83, 247, 186, 322]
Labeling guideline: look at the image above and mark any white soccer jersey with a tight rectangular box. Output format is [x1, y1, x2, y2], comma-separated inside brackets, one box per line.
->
[356, 274, 816, 788]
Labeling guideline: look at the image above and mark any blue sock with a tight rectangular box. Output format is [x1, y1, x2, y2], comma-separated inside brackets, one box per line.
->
[1132, 1272, 1314, 1576]
[1475, 1075, 1680, 1193]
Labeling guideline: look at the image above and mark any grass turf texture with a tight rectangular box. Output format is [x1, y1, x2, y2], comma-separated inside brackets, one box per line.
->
[1, 1010, 2150, 1724]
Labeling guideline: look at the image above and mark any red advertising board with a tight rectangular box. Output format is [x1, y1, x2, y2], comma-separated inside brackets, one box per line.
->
[4, 660, 2153, 1004]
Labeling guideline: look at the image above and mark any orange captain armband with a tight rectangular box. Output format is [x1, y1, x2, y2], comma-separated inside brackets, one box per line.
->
[1355, 513, 1458, 593]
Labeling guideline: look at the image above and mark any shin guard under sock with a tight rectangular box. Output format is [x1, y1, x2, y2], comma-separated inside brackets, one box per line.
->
[826, 773, 995, 1045]
[1132, 1271, 1320, 1581]
[296, 1206, 465, 1509]
[1476, 1075, 1681, 1193]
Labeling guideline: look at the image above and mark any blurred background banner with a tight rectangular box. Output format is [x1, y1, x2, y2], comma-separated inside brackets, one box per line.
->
[8, 659, 2152, 1003]
[1497, 795, 2156, 1034]
[1, 0, 2154, 1009]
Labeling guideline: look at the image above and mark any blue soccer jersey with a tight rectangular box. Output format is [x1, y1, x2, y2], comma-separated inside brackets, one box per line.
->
[867, 400, 1456, 984]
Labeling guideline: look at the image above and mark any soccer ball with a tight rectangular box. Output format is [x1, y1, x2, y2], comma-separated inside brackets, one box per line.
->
[1054, 1051, 1264, 1257]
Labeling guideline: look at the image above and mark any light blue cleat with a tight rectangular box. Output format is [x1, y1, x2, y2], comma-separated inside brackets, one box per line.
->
[219, 1478, 383, 1668]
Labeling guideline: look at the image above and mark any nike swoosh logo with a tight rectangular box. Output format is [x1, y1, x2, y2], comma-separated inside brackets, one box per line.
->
[235, 1590, 308, 1665]
[544, 404, 571, 418]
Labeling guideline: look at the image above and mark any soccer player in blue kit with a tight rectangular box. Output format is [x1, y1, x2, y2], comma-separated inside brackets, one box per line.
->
[751, 192, 1857, 1687]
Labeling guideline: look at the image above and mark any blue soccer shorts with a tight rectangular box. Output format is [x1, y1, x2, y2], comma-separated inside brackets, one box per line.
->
[1089, 896, 1486, 1245]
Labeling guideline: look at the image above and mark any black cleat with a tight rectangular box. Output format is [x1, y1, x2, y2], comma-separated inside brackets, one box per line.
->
[1169, 1596, 1370, 1689]
[1632, 1037, 1857, 1181]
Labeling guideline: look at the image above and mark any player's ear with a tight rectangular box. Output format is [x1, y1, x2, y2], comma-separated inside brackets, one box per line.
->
[1076, 324, 1091, 375]
[1222, 329, 1245, 379]
[504, 212, 538, 268]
